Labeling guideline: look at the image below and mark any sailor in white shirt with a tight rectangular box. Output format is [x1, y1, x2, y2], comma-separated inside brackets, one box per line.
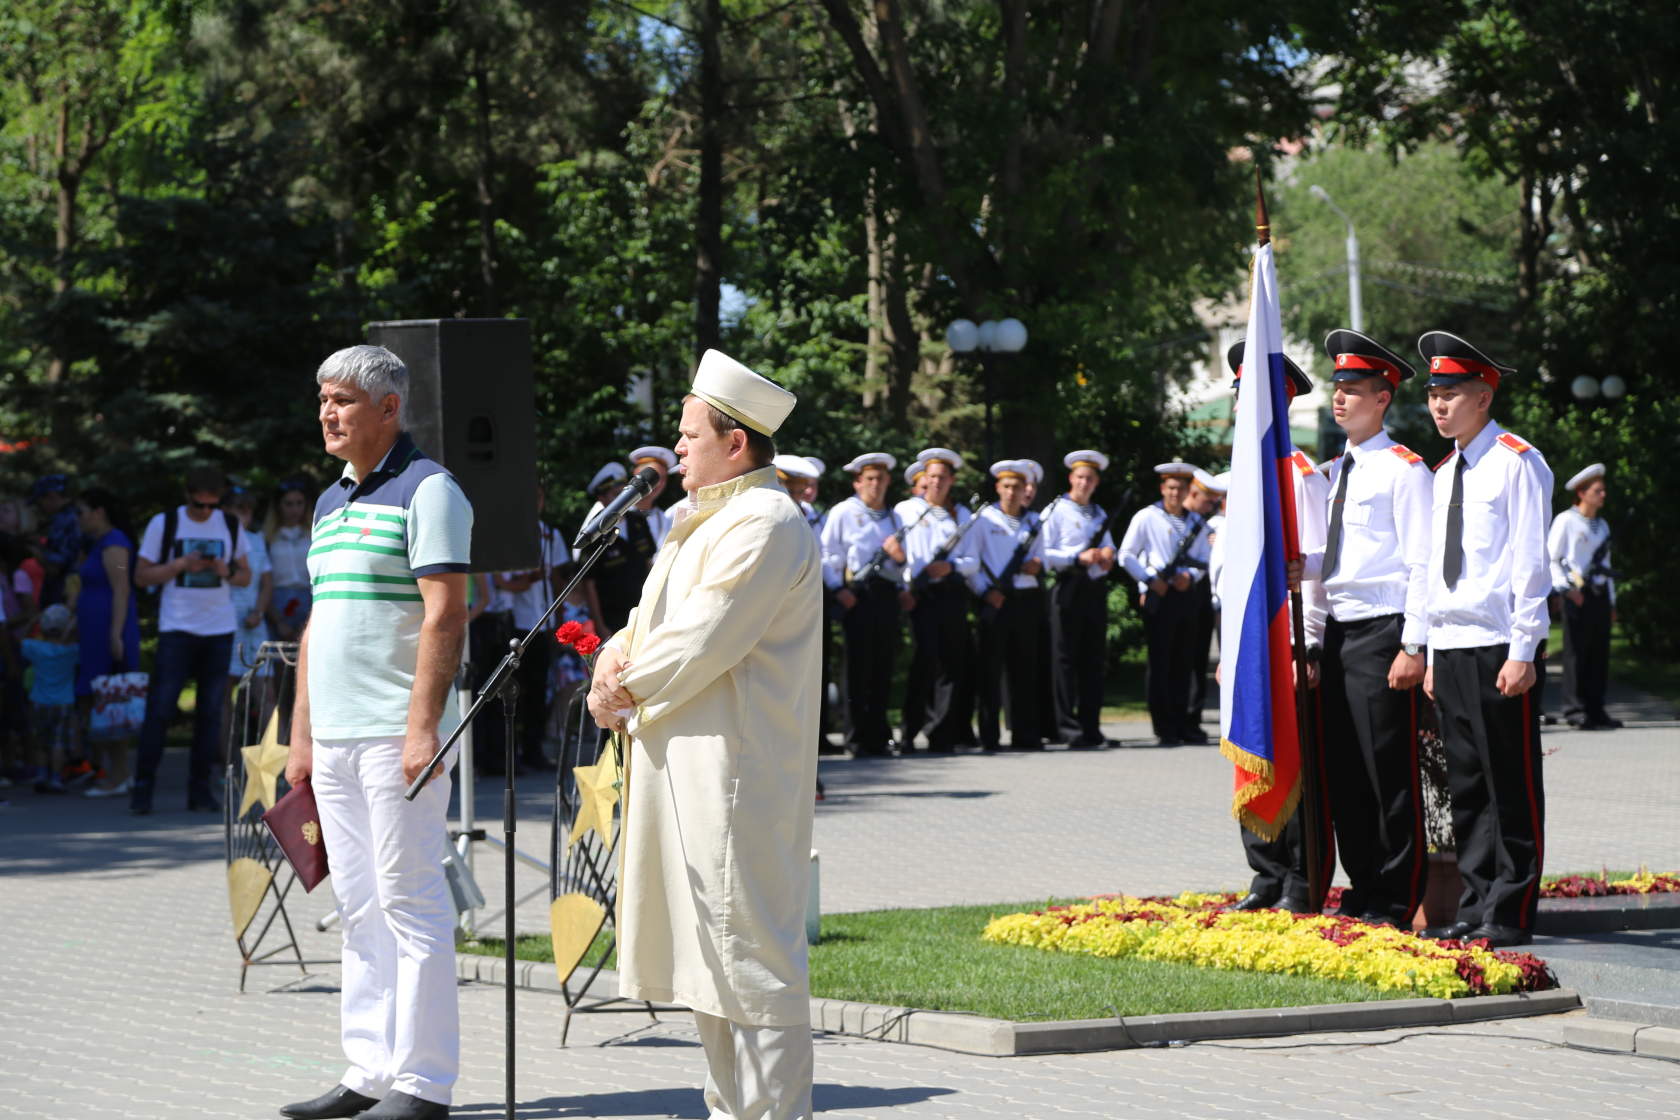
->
[1419, 330, 1554, 948]
[967, 460, 1048, 750]
[1118, 462, 1211, 745]
[1548, 462, 1620, 730]
[1297, 329, 1434, 927]
[583, 462, 656, 633]
[1040, 450, 1117, 747]
[819, 453, 907, 756]
[774, 454, 834, 752]
[1182, 468, 1224, 737]
[628, 445, 677, 547]
[897, 448, 980, 751]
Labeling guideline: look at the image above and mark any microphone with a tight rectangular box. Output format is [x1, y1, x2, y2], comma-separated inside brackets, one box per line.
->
[574, 466, 660, 551]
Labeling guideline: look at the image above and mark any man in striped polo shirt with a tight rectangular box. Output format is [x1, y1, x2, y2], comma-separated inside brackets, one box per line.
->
[283, 345, 472, 1120]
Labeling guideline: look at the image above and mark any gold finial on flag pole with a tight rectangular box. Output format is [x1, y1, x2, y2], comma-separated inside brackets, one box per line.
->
[1255, 165, 1271, 247]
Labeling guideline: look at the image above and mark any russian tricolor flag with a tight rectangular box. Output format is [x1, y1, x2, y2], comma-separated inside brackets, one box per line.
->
[1219, 241, 1303, 839]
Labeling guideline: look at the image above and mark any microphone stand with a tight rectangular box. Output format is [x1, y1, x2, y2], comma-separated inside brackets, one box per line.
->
[405, 524, 622, 1120]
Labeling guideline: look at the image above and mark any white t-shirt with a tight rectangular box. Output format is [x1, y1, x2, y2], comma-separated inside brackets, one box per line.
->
[138, 506, 252, 636]
[500, 524, 571, 630]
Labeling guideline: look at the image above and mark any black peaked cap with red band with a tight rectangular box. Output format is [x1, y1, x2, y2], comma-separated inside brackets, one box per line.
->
[1417, 330, 1516, 390]
[1324, 329, 1415, 387]
[1226, 340, 1313, 398]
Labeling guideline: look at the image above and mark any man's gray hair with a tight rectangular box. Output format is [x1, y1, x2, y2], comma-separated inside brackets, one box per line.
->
[317, 345, 408, 427]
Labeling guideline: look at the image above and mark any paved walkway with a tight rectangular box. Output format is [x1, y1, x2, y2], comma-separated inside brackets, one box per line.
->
[2, 685, 1677, 1118]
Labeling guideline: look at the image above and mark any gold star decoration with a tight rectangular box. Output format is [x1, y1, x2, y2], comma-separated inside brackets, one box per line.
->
[566, 747, 621, 851]
[239, 710, 290, 818]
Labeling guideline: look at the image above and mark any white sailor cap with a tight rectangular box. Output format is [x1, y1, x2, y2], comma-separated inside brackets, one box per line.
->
[1209, 471, 1231, 494]
[772, 453, 818, 480]
[842, 452, 897, 474]
[990, 459, 1029, 481]
[628, 445, 677, 472]
[1019, 459, 1044, 486]
[587, 461, 628, 495]
[1063, 449, 1109, 473]
[690, 349, 797, 435]
[1154, 461, 1198, 479]
[915, 446, 964, 472]
[904, 461, 927, 486]
[1564, 462, 1606, 492]
[804, 456, 826, 477]
[1191, 468, 1219, 493]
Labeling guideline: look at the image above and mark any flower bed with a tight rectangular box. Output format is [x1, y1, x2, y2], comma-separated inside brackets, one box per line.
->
[1541, 871, 1680, 898]
[982, 892, 1555, 1000]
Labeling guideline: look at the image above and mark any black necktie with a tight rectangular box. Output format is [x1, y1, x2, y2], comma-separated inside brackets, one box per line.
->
[1443, 454, 1467, 590]
[1323, 453, 1355, 580]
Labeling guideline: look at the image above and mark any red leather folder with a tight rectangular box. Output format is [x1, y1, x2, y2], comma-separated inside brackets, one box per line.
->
[262, 777, 330, 892]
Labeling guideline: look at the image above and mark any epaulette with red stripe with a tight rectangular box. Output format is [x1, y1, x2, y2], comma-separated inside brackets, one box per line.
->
[1434, 450, 1456, 472]
[1291, 449, 1314, 475]
[1389, 443, 1423, 465]
[1496, 432, 1532, 454]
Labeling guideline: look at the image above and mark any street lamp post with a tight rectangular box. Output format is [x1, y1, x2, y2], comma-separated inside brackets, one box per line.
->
[947, 316, 1028, 465]
[1309, 184, 1363, 332]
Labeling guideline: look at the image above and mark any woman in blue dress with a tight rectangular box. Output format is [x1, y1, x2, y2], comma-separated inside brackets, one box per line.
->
[75, 488, 141, 796]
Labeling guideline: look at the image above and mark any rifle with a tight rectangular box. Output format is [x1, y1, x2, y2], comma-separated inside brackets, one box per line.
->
[848, 502, 936, 592]
[910, 494, 986, 593]
[1139, 510, 1208, 615]
[982, 498, 1056, 601]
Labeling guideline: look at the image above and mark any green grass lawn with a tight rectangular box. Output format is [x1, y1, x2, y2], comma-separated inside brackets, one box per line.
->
[462, 900, 1403, 1021]
[1547, 621, 1678, 705]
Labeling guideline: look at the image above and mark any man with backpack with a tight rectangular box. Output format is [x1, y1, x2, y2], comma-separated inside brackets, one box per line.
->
[130, 465, 251, 814]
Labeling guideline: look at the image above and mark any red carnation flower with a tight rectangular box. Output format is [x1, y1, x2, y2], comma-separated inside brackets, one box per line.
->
[573, 634, 601, 657]
[554, 620, 585, 647]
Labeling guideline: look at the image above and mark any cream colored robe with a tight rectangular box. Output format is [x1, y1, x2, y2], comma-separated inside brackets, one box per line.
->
[616, 465, 821, 1027]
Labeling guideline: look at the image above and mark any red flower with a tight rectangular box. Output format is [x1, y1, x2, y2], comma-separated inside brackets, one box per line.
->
[554, 620, 585, 647]
[573, 634, 601, 657]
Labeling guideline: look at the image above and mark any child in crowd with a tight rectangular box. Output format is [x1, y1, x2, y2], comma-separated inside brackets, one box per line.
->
[22, 603, 80, 794]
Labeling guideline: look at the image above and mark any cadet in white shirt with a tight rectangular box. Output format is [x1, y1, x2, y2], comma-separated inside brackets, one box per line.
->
[1118, 462, 1211, 745]
[1298, 329, 1433, 927]
[1040, 450, 1117, 747]
[1418, 330, 1553, 948]
[1548, 463, 1620, 730]
[968, 461, 1048, 750]
[819, 453, 907, 756]
[628, 445, 677, 547]
[896, 449, 980, 751]
[1182, 468, 1223, 736]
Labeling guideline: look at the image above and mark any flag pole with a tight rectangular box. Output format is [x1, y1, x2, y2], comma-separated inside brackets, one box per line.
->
[1256, 168, 1327, 912]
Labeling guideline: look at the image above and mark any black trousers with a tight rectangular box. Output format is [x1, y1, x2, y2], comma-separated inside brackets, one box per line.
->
[901, 579, 975, 749]
[1321, 614, 1429, 923]
[1560, 589, 1612, 721]
[1242, 682, 1336, 907]
[840, 578, 901, 754]
[977, 588, 1044, 749]
[1433, 644, 1546, 931]
[1049, 573, 1107, 744]
[1142, 586, 1199, 740]
[514, 636, 553, 765]
[1185, 580, 1216, 727]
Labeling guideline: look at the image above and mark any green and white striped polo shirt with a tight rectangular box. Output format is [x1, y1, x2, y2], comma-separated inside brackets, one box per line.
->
[306, 432, 474, 739]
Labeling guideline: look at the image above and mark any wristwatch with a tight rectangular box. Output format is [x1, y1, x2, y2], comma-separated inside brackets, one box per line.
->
[1403, 643, 1423, 656]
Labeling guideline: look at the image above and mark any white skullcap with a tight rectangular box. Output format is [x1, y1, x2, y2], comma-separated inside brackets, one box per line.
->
[1564, 463, 1605, 492]
[916, 447, 964, 472]
[587, 461, 628, 495]
[690, 349, 796, 435]
[628, 445, 677, 471]
[1063, 449, 1110, 472]
[772, 453, 818, 480]
[842, 452, 897, 474]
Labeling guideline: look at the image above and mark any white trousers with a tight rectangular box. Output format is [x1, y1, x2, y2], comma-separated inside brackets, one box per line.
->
[313, 735, 458, 1105]
[694, 1011, 814, 1120]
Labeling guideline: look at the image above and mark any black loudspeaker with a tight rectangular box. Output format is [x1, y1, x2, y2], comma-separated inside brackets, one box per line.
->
[365, 318, 538, 573]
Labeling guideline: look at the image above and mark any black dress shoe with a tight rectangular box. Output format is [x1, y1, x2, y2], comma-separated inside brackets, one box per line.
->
[280, 1084, 380, 1119]
[1277, 894, 1312, 913]
[1465, 923, 1532, 948]
[1179, 730, 1211, 746]
[1358, 911, 1398, 928]
[360, 1090, 449, 1119]
[1233, 891, 1279, 911]
[1421, 921, 1476, 940]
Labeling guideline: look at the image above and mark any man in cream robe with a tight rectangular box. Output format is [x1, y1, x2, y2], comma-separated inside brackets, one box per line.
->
[589, 350, 819, 1120]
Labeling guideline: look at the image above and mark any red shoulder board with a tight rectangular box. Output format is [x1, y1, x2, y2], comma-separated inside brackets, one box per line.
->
[1291, 449, 1314, 475]
[1434, 450, 1456, 472]
[1389, 444, 1423, 465]
[1496, 432, 1532, 454]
